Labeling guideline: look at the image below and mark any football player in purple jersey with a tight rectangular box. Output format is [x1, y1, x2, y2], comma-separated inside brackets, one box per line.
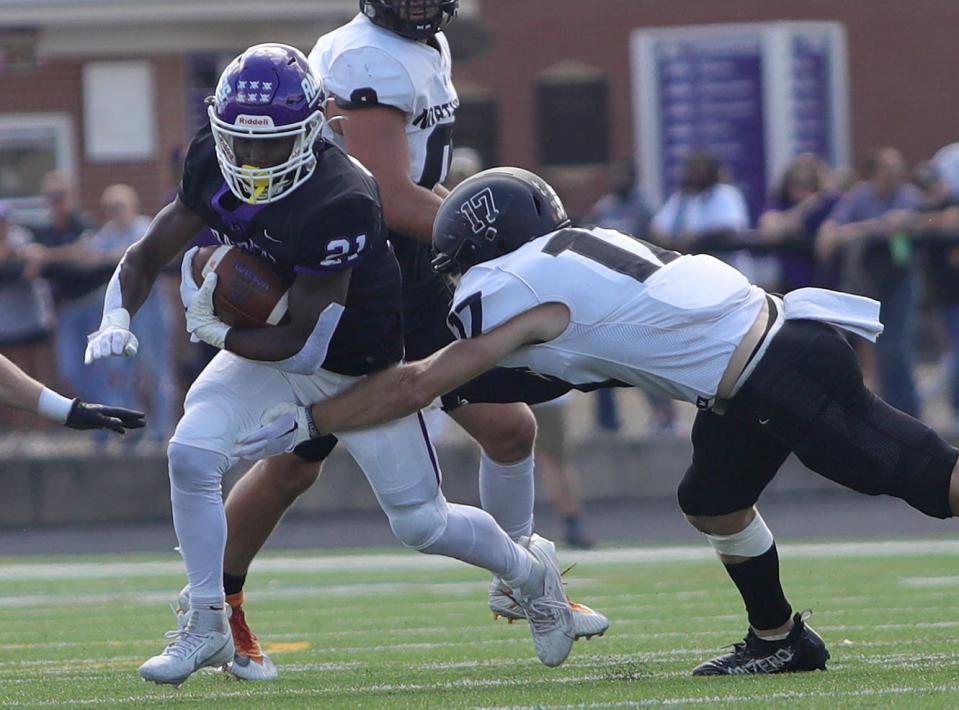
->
[209, 0, 607, 681]
[87, 45, 580, 686]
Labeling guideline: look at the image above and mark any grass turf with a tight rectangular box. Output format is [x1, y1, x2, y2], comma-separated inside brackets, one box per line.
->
[1, 540, 959, 708]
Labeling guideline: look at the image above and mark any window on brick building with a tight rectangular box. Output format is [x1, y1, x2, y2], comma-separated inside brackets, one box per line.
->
[0, 114, 75, 216]
[535, 62, 609, 166]
[452, 93, 498, 167]
[83, 61, 157, 161]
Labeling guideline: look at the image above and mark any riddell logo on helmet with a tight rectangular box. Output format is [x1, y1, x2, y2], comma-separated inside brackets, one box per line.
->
[236, 115, 275, 128]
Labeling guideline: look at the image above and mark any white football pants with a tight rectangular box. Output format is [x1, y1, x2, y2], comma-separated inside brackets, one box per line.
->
[168, 351, 532, 607]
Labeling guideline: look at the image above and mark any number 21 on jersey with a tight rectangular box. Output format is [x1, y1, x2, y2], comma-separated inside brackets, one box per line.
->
[320, 234, 367, 267]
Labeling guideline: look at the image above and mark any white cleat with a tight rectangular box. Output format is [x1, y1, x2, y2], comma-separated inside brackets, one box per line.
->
[229, 646, 278, 681]
[139, 607, 234, 686]
[176, 586, 278, 681]
[566, 600, 610, 640]
[489, 576, 609, 640]
[514, 534, 575, 667]
[225, 597, 278, 681]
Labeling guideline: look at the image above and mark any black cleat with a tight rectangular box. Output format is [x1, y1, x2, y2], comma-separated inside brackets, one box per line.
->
[692, 612, 830, 676]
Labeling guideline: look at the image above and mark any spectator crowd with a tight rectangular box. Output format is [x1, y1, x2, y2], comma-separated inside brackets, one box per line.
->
[5, 142, 959, 443]
[587, 143, 959, 435]
[0, 171, 180, 443]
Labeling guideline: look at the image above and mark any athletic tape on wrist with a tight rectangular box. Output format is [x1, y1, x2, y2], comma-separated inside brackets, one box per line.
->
[101, 307, 130, 330]
[704, 512, 774, 558]
[38, 388, 73, 424]
[264, 302, 344, 375]
[101, 264, 125, 323]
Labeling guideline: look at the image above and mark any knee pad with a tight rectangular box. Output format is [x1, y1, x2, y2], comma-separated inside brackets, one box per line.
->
[382, 490, 449, 551]
[167, 441, 230, 497]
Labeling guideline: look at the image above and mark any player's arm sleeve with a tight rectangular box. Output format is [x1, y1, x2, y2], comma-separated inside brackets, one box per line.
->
[230, 269, 350, 374]
[447, 269, 541, 340]
[323, 48, 417, 113]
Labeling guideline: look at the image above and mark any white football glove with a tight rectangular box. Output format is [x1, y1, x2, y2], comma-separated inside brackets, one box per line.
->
[185, 271, 230, 349]
[84, 308, 139, 364]
[235, 403, 316, 460]
[179, 246, 200, 311]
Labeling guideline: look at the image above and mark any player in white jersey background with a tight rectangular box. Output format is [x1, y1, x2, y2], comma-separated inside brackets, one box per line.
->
[213, 0, 604, 679]
[239, 166, 959, 677]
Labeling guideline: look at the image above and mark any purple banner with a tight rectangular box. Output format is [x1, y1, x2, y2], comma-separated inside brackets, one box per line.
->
[655, 35, 767, 222]
[791, 34, 834, 163]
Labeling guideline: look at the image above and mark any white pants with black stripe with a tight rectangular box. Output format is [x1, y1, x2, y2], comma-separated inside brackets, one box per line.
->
[169, 351, 531, 608]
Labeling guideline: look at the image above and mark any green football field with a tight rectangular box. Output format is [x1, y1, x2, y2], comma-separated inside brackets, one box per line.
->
[3, 538, 959, 708]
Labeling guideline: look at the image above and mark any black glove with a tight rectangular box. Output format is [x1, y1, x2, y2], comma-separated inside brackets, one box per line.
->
[65, 399, 146, 434]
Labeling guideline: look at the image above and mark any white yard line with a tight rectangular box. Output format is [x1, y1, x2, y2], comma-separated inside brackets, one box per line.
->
[4, 539, 959, 581]
[0, 673, 614, 707]
[0, 580, 487, 609]
[0, 582, 943, 612]
[5, 677, 959, 708]
[6, 622, 959, 661]
[476, 684, 959, 709]
[901, 575, 959, 587]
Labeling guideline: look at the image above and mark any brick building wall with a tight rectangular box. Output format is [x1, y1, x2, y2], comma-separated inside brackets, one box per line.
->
[3, 1, 958, 219]
[77, 57, 190, 215]
[2, 55, 189, 216]
[455, 0, 959, 217]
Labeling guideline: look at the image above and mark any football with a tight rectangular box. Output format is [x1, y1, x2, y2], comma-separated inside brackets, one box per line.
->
[191, 244, 291, 328]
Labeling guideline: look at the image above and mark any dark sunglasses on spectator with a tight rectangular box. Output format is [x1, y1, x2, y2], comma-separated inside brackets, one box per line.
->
[44, 190, 68, 202]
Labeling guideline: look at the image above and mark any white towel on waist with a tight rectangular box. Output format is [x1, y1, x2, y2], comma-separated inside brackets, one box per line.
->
[782, 287, 884, 342]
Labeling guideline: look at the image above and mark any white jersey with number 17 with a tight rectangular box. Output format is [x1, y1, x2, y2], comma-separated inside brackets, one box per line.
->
[448, 226, 766, 405]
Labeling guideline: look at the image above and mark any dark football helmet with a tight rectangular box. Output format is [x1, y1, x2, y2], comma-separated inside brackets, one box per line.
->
[209, 44, 325, 204]
[431, 167, 570, 274]
[360, 0, 458, 41]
